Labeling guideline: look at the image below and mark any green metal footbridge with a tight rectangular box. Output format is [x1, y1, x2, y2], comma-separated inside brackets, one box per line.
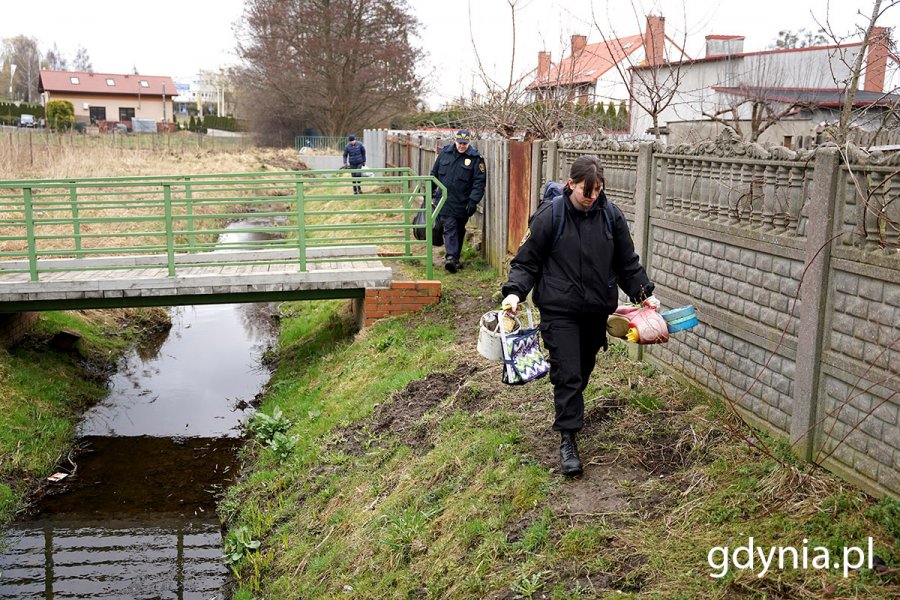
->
[0, 168, 446, 312]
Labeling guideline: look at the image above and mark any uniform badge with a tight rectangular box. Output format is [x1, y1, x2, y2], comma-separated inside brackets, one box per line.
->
[478, 162, 485, 173]
[520, 228, 531, 245]
[464, 158, 472, 167]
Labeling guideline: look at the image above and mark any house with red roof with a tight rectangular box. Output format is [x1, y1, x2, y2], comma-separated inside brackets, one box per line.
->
[628, 28, 899, 146]
[526, 16, 688, 116]
[39, 70, 176, 130]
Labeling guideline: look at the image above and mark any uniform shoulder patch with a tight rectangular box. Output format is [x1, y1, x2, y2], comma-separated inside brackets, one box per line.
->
[519, 227, 531, 246]
[478, 162, 485, 173]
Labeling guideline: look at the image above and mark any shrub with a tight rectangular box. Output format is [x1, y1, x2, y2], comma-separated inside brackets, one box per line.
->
[46, 100, 75, 131]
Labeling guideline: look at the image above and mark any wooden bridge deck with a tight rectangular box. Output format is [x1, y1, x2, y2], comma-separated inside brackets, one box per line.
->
[0, 246, 392, 311]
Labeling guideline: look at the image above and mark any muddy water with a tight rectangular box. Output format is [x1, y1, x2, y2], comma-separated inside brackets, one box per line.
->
[0, 220, 280, 598]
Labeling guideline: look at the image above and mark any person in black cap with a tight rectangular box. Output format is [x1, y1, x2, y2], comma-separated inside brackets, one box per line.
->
[343, 134, 367, 195]
[429, 129, 487, 272]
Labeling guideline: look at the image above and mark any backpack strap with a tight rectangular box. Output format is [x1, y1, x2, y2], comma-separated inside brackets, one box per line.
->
[602, 202, 614, 239]
[550, 195, 615, 248]
[551, 195, 566, 247]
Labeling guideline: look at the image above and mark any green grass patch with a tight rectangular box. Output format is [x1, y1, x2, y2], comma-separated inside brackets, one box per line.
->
[220, 253, 899, 599]
[0, 308, 167, 523]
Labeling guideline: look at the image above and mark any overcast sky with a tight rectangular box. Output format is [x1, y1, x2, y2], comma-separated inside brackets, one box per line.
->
[2, 0, 897, 108]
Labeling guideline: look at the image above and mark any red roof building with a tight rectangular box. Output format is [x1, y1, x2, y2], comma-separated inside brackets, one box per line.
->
[39, 70, 177, 128]
[527, 16, 688, 108]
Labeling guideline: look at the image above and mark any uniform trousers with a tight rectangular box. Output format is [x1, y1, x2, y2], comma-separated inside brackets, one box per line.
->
[440, 214, 469, 263]
[350, 164, 364, 194]
[538, 311, 609, 431]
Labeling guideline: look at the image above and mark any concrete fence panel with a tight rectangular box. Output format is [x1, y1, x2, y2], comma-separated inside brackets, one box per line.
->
[384, 128, 898, 498]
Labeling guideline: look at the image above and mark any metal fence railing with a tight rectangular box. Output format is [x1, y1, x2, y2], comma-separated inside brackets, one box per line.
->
[0, 168, 447, 280]
[294, 136, 351, 153]
[0, 127, 251, 151]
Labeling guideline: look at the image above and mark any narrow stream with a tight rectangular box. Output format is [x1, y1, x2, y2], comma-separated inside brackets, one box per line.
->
[0, 220, 280, 598]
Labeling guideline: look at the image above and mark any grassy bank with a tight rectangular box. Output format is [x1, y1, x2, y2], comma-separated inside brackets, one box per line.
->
[221, 255, 897, 598]
[0, 142, 394, 526]
[0, 144, 305, 523]
[0, 308, 168, 522]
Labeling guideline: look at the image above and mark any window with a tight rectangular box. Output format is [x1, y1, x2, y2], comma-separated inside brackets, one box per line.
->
[106, 78, 116, 86]
[139, 80, 150, 88]
[119, 107, 135, 121]
[70, 76, 80, 85]
[89, 106, 107, 124]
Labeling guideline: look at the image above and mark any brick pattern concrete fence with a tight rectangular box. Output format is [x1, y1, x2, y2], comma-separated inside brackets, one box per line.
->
[385, 128, 898, 498]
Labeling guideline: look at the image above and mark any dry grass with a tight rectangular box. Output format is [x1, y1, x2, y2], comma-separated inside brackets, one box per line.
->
[0, 136, 304, 181]
[0, 142, 313, 257]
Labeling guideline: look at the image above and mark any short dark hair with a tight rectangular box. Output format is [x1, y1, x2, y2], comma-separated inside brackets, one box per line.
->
[568, 155, 605, 194]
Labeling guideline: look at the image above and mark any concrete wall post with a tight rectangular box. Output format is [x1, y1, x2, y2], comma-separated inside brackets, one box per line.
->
[790, 147, 840, 460]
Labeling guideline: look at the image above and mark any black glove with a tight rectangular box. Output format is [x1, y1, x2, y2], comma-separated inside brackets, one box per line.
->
[465, 201, 478, 216]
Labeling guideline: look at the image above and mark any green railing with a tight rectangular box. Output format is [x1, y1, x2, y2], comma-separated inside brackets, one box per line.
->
[0, 167, 447, 280]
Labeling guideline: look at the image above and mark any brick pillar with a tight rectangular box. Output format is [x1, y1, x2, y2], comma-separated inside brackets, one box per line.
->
[363, 281, 441, 327]
[790, 147, 840, 460]
[0, 312, 39, 348]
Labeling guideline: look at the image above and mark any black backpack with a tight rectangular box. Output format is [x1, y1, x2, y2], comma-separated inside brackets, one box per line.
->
[536, 181, 615, 247]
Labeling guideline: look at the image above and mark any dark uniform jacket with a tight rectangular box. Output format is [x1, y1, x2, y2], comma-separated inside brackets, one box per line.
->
[502, 190, 654, 315]
[430, 143, 487, 218]
[343, 142, 366, 166]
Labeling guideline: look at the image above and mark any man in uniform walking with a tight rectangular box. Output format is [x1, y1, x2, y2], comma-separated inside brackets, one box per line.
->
[343, 135, 367, 195]
[429, 129, 487, 273]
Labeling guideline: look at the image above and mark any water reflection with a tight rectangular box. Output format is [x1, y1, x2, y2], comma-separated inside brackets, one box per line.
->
[0, 437, 240, 599]
[0, 218, 282, 598]
[78, 302, 277, 438]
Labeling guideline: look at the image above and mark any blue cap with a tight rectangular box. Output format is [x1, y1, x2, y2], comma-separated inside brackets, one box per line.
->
[348, 134, 356, 141]
[455, 129, 472, 143]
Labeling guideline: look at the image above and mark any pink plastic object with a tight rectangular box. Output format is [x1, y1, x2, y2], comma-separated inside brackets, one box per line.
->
[626, 307, 669, 344]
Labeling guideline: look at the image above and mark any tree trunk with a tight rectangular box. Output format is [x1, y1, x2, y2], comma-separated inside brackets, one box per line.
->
[836, 0, 882, 144]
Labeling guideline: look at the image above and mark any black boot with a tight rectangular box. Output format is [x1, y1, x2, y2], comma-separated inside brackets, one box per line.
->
[559, 431, 583, 476]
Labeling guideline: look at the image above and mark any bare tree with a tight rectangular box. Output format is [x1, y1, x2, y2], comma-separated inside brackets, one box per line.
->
[816, 0, 900, 145]
[591, 8, 691, 140]
[835, 0, 894, 144]
[44, 43, 68, 71]
[2, 36, 41, 102]
[234, 0, 424, 143]
[700, 57, 817, 142]
[458, 0, 622, 140]
[72, 45, 93, 73]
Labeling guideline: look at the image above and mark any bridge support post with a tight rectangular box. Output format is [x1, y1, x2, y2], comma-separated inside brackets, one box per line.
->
[351, 297, 365, 330]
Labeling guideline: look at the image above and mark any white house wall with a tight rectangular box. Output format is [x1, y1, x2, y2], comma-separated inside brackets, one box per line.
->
[592, 46, 647, 103]
[630, 46, 863, 140]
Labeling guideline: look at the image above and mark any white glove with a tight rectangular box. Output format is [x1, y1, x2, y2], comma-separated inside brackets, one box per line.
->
[643, 295, 660, 310]
[502, 294, 520, 313]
